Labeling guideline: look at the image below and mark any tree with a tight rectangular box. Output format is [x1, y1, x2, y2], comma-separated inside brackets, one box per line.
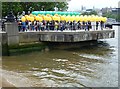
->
[102, 12, 118, 21]
[2, 2, 68, 17]
[81, 10, 98, 15]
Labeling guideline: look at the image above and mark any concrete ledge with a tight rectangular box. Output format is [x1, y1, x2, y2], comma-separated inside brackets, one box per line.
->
[35, 30, 115, 42]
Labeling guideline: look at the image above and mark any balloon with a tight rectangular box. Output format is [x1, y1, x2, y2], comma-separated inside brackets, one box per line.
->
[48, 16, 52, 21]
[38, 14, 41, 17]
[98, 16, 103, 21]
[21, 16, 26, 22]
[79, 15, 84, 22]
[29, 14, 33, 17]
[83, 15, 88, 22]
[75, 15, 79, 22]
[25, 15, 28, 18]
[26, 16, 30, 21]
[94, 15, 99, 21]
[54, 14, 59, 17]
[46, 14, 50, 17]
[60, 15, 66, 21]
[30, 17, 34, 22]
[65, 15, 71, 22]
[38, 17, 43, 22]
[43, 15, 48, 21]
[90, 15, 95, 22]
[102, 17, 107, 22]
[35, 16, 40, 21]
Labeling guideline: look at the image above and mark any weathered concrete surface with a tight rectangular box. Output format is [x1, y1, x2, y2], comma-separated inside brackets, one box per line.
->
[1, 30, 115, 44]
[19, 30, 114, 43]
[5, 22, 19, 46]
[0, 32, 9, 56]
[19, 32, 40, 43]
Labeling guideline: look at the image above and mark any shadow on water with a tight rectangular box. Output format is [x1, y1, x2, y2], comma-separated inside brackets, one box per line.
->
[8, 40, 112, 56]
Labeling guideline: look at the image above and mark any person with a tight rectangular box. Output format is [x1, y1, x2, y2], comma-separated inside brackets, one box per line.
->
[42, 20, 46, 30]
[55, 21, 58, 31]
[96, 21, 99, 30]
[73, 21, 76, 30]
[49, 21, 52, 30]
[82, 21, 85, 30]
[70, 21, 73, 30]
[65, 21, 69, 30]
[38, 21, 41, 31]
[25, 20, 29, 31]
[21, 21, 26, 32]
[100, 21, 104, 30]
[41, 21, 44, 31]
[88, 21, 91, 31]
[34, 21, 38, 31]
[18, 20, 22, 32]
[59, 21, 63, 31]
[46, 21, 50, 31]
[52, 20, 55, 31]
[78, 21, 81, 30]
[91, 21, 96, 30]
[85, 22, 88, 31]
[28, 21, 32, 31]
[31, 21, 34, 31]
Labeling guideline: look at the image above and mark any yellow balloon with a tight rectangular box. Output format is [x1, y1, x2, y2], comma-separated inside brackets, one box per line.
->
[54, 14, 59, 17]
[79, 15, 84, 22]
[91, 15, 96, 22]
[83, 15, 88, 22]
[38, 14, 41, 17]
[99, 16, 103, 21]
[94, 15, 99, 21]
[60, 16, 66, 21]
[21, 16, 26, 22]
[75, 15, 79, 22]
[35, 16, 40, 21]
[29, 14, 33, 17]
[87, 15, 91, 21]
[30, 17, 34, 22]
[26, 16, 30, 21]
[65, 15, 70, 22]
[25, 15, 28, 18]
[102, 17, 107, 22]
[46, 14, 50, 17]
[38, 17, 43, 22]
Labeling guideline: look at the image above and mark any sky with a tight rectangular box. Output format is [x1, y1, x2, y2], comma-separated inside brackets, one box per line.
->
[67, 0, 119, 11]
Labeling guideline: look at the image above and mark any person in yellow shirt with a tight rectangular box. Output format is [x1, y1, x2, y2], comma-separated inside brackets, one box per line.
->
[55, 21, 58, 31]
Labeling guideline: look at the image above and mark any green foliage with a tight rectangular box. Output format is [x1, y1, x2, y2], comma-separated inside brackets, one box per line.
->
[2, 2, 68, 17]
[102, 11, 120, 21]
[81, 10, 98, 15]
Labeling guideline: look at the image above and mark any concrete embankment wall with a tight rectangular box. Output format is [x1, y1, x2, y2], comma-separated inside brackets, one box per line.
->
[1, 30, 115, 44]
[0, 32, 9, 56]
[19, 30, 115, 43]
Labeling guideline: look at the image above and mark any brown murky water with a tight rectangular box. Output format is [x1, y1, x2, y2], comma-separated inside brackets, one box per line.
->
[2, 26, 118, 87]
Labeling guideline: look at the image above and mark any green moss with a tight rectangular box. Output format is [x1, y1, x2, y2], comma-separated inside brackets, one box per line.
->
[2, 43, 9, 56]
[8, 42, 47, 56]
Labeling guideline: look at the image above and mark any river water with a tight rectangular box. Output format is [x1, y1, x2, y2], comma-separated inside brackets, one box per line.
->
[2, 26, 118, 87]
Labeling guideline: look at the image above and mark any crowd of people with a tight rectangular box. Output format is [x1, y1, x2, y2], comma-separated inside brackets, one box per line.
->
[18, 20, 105, 32]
